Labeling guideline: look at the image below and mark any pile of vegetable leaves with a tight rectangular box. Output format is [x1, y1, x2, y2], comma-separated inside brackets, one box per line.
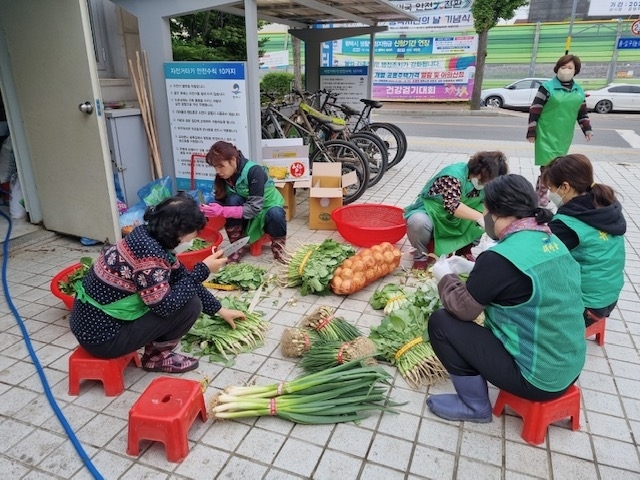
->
[184, 238, 213, 252]
[208, 263, 266, 290]
[58, 257, 94, 295]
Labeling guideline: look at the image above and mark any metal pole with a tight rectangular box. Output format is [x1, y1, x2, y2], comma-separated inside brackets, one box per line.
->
[529, 22, 541, 77]
[606, 19, 624, 85]
[565, 0, 579, 54]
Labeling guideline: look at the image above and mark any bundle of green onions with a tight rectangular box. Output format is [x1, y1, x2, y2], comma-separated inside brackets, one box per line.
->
[280, 327, 319, 357]
[298, 337, 378, 374]
[209, 360, 405, 424]
[301, 306, 362, 341]
[181, 297, 269, 364]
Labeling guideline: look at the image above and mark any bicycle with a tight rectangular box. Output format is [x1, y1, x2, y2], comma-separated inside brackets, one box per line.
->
[261, 92, 370, 204]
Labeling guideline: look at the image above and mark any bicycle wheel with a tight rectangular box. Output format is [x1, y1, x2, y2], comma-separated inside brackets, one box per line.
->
[349, 132, 388, 188]
[310, 139, 369, 205]
[384, 123, 408, 165]
[368, 122, 407, 170]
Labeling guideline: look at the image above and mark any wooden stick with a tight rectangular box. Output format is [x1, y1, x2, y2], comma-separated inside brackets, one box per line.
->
[136, 52, 162, 179]
[128, 57, 157, 180]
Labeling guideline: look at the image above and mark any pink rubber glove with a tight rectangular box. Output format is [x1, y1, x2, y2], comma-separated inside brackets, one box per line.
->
[222, 206, 244, 219]
[200, 203, 224, 217]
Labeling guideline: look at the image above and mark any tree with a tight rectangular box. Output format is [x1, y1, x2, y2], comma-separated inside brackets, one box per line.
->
[470, 0, 529, 110]
[171, 11, 268, 61]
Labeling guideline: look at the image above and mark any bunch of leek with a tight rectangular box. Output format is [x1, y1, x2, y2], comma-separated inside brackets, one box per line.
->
[300, 306, 361, 341]
[209, 360, 404, 424]
[298, 337, 378, 374]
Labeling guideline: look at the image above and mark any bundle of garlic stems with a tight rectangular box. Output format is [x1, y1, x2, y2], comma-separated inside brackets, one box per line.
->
[298, 337, 378, 374]
[209, 360, 404, 424]
[301, 306, 361, 341]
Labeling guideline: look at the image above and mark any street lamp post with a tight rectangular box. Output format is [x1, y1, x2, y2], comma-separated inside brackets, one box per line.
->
[565, 0, 579, 54]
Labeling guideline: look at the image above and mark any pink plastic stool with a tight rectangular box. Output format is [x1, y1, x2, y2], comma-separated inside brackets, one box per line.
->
[585, 316, 606, 346]
[250, 233, 271, 256]
[68, 346, 141, 396]
[493, 385, 581, 445]
[127, 377, 207, 463]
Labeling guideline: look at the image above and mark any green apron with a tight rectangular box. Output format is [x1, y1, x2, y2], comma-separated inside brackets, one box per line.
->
[226, 160, 285, 243]
[75, 281, 149, 321]
[404, 162, 484, 256]
[535, 77, 585, 166]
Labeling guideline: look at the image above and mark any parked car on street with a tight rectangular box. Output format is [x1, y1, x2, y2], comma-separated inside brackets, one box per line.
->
[481, 78, 549, 109]
[585, 84, 640, 113]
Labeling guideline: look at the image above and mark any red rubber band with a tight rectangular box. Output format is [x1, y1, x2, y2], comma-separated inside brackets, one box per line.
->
[270, 398, 276, 416]
[316, 314, 334, 331]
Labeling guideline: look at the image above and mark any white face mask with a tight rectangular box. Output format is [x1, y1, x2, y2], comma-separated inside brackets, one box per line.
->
[471, 177, 484, 190]
[557, 68, 575, 83]
[548, 187, 565, 207]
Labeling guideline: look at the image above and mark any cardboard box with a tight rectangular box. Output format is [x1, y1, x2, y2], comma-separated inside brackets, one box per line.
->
[276, 182, 296, 221]
[261, 138, 310, 182]
[307, 163, 357, 230]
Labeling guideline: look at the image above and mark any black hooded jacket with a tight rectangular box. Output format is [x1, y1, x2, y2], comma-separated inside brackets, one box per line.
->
[549, 193, 626, 250]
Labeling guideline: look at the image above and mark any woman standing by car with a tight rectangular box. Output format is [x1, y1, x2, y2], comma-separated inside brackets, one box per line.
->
[526, 54, 593, 206]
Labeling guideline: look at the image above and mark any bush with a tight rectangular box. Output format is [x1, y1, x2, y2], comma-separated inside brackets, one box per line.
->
[260, 72, 294, 100]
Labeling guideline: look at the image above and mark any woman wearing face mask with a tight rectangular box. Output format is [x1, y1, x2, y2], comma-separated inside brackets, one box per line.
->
[404, 151, 508, 269]
[527, 54, 593, 206]
[426, 174, 586, 423]
[70, 193, 246, 373]
[542, 154, 626, 327]
[201, 140, 286, 263]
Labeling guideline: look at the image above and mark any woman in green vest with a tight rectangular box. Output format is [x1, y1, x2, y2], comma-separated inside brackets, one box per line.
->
[403, 151, 508, 269]
[201, 141, 286, 262]
[70, 194, 246, 373]
[426, 174, 586, 423]
[527, 54, 593, 206]
[542, 154, 626, 327]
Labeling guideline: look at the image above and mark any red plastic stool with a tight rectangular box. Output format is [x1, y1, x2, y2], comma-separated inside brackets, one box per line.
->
[585, 316, 606, 346]
[250, 233, 271, 256]
[127, 377, 207, 463]
[68, 346, 141, 396]
[493, 385, 581, 445]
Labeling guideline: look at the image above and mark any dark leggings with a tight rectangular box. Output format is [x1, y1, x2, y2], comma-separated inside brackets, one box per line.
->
[83, 296, 202, 358]
[428, 308, 573, 401]
[224, 193, 287, 237]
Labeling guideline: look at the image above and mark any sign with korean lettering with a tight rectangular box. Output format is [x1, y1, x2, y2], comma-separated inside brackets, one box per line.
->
[319, 67, 370, 109]
[588, 0, 640, 16]
[617, 37, 640, 49]
[165, 61, 249, 191]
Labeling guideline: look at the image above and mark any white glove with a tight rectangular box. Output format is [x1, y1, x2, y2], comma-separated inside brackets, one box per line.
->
[432, 256, 454, 282]
[448, 255, 475, 275]
[476, 216, 485, 229]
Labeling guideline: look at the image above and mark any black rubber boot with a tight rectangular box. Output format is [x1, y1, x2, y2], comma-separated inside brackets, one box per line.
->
[426, 374, 493, 423]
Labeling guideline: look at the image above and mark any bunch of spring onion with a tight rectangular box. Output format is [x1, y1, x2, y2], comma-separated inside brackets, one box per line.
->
[209, 360, 405, 424]
[181, 296, 269, 364]
[280, 327, 320, 357]
[298, 337, 378, 374]
[301, 306, 362, 341]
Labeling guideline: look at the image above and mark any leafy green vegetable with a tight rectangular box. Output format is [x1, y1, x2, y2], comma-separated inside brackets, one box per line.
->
[58, 257, 94, 295]
[370, 283, 408, 310]
[184, 238, 212, 252]
[300, 239, 355, 296]
[208, 263, 266, 290]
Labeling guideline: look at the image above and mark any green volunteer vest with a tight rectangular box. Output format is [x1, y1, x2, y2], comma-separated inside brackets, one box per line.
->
[554, 213, 625, 309]
[226, 159, 285, 243]
[404, 162, 483, 256]
[535, 77, 585, 166]
[484, 229, 586, 392]
[74, 281, 149, 321]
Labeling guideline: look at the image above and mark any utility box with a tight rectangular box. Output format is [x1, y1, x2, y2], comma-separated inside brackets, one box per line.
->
[105, 108, 152, 207]
[308, 162, 357, 230]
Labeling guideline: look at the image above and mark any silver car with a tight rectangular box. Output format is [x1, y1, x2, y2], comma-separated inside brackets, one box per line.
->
[585, 84, 640, 113]
[481, 78, 549, 109]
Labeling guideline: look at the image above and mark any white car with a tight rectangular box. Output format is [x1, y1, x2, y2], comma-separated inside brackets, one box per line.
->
[481, 78, 549, 109]
[585, 84, 640, 113]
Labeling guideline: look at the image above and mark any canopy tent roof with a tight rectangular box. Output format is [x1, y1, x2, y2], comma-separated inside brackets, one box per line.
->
[222, 0, 417, 28]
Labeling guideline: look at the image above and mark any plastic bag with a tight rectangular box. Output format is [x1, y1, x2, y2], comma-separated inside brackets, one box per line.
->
[9, 174, 26, 219]
[470, 234, 497, 259]
[185, 187, 214, 205]
[137, 176, 173, 206]
[118, 201, 146, 234]
[0, 136, 17, 184]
